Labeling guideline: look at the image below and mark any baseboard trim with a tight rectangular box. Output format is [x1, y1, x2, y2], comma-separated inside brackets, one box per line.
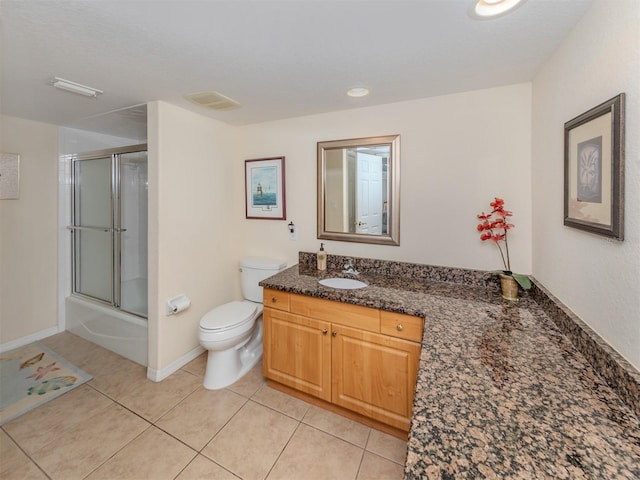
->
[0, 326, 61, 353]
[146, 345, 205, 382]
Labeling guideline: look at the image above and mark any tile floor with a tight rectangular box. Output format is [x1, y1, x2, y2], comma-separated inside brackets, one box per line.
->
[1, 332, 407, 480]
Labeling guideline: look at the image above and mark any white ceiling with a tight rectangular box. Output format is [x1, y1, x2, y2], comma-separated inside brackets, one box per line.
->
[1, 0, 593, 132]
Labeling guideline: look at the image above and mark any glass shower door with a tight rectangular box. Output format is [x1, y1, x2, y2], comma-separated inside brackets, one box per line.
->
[119, 151, 148, 317]
[72, 156, 114, 304]
[70, 147, 148, 317]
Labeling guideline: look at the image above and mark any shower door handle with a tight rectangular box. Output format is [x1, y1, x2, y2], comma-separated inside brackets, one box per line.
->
[66, 226, 127, 233]
[66, 225, 113, 233]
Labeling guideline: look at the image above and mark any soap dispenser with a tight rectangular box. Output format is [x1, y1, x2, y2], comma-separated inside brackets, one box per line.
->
[317, 243, 327, 271]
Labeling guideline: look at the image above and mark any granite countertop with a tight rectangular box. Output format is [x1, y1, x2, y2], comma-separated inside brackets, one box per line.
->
[260, 262, 640, 479]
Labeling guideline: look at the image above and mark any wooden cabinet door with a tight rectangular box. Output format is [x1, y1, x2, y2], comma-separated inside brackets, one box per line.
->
[263, 308, 332, 402]
[331, 324, 420, 431]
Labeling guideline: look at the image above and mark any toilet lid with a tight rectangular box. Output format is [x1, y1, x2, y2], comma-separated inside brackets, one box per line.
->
[200, 301, 258, 331]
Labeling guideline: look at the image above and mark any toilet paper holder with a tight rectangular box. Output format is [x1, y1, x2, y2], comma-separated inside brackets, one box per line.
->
[166, 294, 191, 315]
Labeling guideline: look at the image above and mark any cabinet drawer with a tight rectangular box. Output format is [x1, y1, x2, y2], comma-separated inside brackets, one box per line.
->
[263, 289, 290, 312]
[380, 311, 423, 342]
[290, 294, 379, 333]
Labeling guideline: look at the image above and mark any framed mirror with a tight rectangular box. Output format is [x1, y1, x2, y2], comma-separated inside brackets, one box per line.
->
[317, 135, 400, 245]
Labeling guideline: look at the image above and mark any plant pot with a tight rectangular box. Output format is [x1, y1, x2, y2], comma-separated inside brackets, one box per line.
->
[499, 274, 519, 301]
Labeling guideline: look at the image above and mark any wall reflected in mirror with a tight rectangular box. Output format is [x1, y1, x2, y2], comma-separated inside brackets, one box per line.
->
[318, 135, 400, 245]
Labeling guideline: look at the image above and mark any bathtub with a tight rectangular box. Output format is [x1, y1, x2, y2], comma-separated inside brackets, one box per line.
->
[65, 295, 148, 366]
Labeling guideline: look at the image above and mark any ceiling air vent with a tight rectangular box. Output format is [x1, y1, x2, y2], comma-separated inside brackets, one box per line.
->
[185, 91, 240, 110]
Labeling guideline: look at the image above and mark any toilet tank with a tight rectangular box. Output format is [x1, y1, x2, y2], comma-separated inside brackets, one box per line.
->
[240, 256, 287, 302]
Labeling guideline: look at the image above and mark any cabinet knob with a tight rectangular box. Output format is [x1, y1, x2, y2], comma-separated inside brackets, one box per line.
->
[271, 296, 277, 303]
[332, 330, 337, 337]
[396, 324, 404, 332]
[322, 329, 328, 335]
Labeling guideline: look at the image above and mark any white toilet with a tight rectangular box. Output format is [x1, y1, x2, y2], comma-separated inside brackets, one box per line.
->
[199, 256, 286, 390]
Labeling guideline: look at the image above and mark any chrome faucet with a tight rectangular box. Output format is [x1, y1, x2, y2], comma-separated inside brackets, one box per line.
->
[343, 258, 359, 275]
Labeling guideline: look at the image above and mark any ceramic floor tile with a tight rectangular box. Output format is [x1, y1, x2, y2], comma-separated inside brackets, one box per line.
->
[39, 332, 98, 367]
[85, 426, 196, 480]
[202, 400, 298, 480]
[266, 423, 363, 480]
[117, 369, 201, 422]
[181, 352, 207, 377]
[365, 429, 408, 465]
[226, 362, 266, 398]
[176, 454, 241, 480]
[356, 451, 404, 480]
[81, 350, 148, 401]
[156, 386, 247, 450]
[251, 385, 311, 420]
[43, 333, 143, 395]
[302, 405, 371, 447]
[30, 403, 149, 480]
[0, 429, 32, 477]
[3, 385, 113, 455]
[0, 458, 48, 480]
[5, 333, 412, 480]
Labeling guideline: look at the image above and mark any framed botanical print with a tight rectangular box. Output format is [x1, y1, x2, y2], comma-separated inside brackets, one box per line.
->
[564, 93, 625, 240]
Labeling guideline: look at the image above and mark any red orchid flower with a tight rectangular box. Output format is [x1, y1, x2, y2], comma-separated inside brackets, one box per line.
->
[476, 197, 515, 272]
[476, 198, 531, 291]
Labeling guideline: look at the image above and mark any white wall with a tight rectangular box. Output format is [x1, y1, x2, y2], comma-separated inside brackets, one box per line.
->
[0, 115, 59, 345]
[235, 83, 533, 275]
[148, 101, 241, 372]
[532, 0, 640, 369]
[146, 84, 532, 373]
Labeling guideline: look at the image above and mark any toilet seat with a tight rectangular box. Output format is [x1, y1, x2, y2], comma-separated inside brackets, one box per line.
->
[200, 301, 261, 333]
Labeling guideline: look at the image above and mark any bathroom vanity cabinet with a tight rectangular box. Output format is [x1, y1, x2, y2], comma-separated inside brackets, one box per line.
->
[262, 288, 422, 431]
[260, 259, 640, 478]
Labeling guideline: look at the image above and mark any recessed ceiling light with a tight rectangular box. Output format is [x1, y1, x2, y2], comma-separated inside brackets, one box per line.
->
[51, 77, 103, 97]
[469, 0, 526, 19]
[347, 87, 370, 98]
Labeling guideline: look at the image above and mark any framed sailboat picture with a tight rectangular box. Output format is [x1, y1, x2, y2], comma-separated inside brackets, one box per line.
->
[245, 156, 286, 220]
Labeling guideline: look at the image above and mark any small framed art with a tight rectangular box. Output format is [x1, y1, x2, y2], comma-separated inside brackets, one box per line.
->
[564, 93, 625, 240]
[0, 153, 20, 200]
[245, 156, 286, 220]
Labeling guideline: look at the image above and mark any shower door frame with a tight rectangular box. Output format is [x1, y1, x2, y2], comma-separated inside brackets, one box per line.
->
[67, 144, 148, 317]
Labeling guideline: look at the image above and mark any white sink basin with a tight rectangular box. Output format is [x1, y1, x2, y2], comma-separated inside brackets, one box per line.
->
[318, 278, 368, 289]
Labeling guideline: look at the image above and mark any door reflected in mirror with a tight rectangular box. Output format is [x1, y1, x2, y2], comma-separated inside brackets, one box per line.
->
[318, 135, 400, 245]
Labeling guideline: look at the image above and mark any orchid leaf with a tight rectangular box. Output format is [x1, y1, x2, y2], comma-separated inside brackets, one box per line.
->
[512, 273, 531, 290]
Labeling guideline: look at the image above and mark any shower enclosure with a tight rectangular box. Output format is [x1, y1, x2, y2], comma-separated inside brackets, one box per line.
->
[65, 144, 148, 365]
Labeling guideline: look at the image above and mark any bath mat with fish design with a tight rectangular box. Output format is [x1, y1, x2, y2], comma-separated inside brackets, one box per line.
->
[0, 342, 92, 425]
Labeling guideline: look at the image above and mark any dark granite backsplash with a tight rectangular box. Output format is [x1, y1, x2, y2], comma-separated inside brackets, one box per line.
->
[299, 251, 503, 290]
[299, 251, 639, 418]
[531, 280, 640, 418]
